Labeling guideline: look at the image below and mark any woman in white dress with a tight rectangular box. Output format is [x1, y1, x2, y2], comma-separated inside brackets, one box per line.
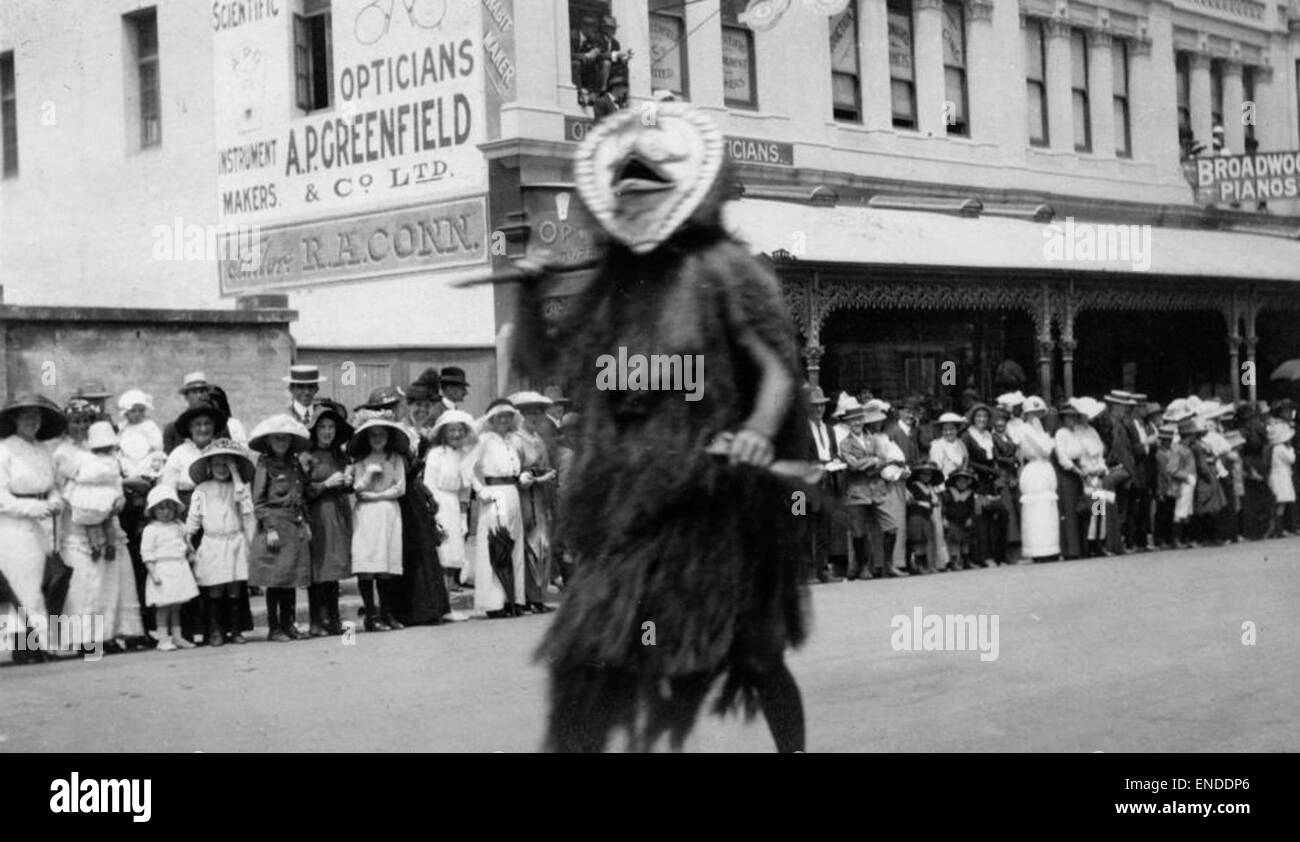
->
[1054, 400, 1107, 559]
[0, 394, 66, 662]
[1017, 396, 1060, 560]
[424, 409, 476, 589]
[55, 401, 143, 652]
[464, 400, 527, 618]
[1267, 422, 1296, 535]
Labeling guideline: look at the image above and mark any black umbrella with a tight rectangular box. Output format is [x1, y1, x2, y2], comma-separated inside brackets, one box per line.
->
[0, 568, 22, 612]
[487, 517, 519, 617]
[42, 517, 72, 616]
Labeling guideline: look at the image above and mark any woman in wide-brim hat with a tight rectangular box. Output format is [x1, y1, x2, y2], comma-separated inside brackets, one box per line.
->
[161, 400, 229, 508]
[424, 409, 477, 588]
[1016, 395, 1060, 561]
[301, 401, 355, 636]
[1267, 422, 1296, 536]
[506, 391, 558, 614]
[0, 394, 67, 661]
[464, 399, 528, 618]
[961, 401, 1005, 566]
[1053, 398, 1106, 559]
[929, 412, 970, 480]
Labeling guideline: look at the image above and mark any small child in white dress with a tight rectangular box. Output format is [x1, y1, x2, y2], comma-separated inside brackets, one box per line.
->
[141, 485, 200, 652]
[67, 421, 125, 561]
[117, 389, 166, 482]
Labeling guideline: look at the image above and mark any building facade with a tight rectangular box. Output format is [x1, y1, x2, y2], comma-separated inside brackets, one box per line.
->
[4, 0, 1300, 410]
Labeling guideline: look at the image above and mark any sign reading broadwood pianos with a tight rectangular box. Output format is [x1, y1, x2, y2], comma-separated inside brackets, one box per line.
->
[213, 0, 490, 292]
[1193, 150, 1300, 204]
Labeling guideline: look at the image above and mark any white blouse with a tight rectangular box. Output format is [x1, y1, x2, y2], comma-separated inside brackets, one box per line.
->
[1055, 425, 1105, 475]
[464, 431, 522, 494]
[0, 436, 60, 517]
[161, 440, 204, 492]
[929, 437, 969, 478]
[1017, 419, 1055, 462]
[119, 419, 164, 478]
[424, 445, 470, 500]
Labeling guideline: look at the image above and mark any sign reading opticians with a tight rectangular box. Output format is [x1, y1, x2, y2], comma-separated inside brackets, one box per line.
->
[1192, 150, 1300, 203]
[219, 197, 488, 293]
[212, 0, 489, 229]
[562, 116, 793, 167]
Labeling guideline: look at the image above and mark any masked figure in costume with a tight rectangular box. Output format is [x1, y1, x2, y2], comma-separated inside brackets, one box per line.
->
[510, 103, 813, 752]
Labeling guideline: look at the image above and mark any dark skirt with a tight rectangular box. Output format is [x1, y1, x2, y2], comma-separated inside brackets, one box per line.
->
[396, 483, 449, 624]
[1242, 479, 1273, 540]
[1056, 468, 1084, 559]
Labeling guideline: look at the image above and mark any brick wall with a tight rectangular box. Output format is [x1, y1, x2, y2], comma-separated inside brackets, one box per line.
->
[1, 300, 297, 431]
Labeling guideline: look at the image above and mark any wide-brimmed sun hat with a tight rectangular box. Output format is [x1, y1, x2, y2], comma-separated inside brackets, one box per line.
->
[145, 484, 182, 515]
[911, 460, 942, 482]
[832, 392, 860, 420]
[347, 409, 411, 458]
[965, 403, 993, 423]
[508, 390, 553, 411]
[995, 391, 1026, 408]
[1069, 396, 1106, 420]
[862, 406, 888, 425]
[86, 421, 118, 450]
[1162, 398, 1196, 424]
[117, 389, 154, 413]
[1179, 417, 1208, 437]
[936, 412, 967, 427]
[1268, 422, 1294, 446]
[308, 399, 354, 444]
[355, 386, 404, 413]
[430, 409, 476, 439]
[480, 399, 523, 429]
[188, 438, 256, 484]
[1021, 396, 1049, 415]
[947, 467, 975, 484]
[176, 400, 229, 441]
[248, 413, 312, 455]
[0, 393, 68, 440]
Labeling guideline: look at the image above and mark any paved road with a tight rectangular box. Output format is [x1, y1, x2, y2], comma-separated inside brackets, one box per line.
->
[2, 539, 1296, 752]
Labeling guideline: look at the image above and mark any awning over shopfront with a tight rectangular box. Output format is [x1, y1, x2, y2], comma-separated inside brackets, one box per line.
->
[723, 198, 1300, 282]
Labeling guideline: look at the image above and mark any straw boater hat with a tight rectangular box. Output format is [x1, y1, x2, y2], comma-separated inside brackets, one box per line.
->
[282, 364, 328, 385]
[117, 389, 154, 413]
[308, 399, 354, 444]
[832, 392, 859, 420]
[507, 390, 553, 411]
[248, 413, 312, 455]
[936, 411, 967, 428]
[347, 409, 410, 458]
[1268, 423, 1294, 446]
[73, 379, 113, 401]
[145, 484, 182, 516]
[1104, 389, 1139, 406]
[176, 399, 229, 440]
[1179, 416, 1208, 437]
[188, 438, 256, 484]
[804, 384, 830, 405]
[1156, 424, 1178, 440]
[1022, 395, 1049, 415]
[0, 393, 68, 440]
[178, 372, 210, 395]
[86, 421, 118, 450]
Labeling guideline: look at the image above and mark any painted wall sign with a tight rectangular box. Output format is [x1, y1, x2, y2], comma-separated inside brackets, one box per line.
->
[212, 0, 489, 229]
[219, 197, 488, 293]
[481, 0, 516, 139]
[1193, 150, 1300, 204]
[564, 117, 794, 167]
[524, 188, 600, 267]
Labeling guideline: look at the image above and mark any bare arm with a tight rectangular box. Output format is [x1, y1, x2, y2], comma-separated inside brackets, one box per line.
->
[728, 327, 795, 467]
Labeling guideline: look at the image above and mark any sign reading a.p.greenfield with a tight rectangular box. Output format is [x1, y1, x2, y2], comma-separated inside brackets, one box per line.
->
[562, 116, 794, 167]
[219, 197, 488, 294]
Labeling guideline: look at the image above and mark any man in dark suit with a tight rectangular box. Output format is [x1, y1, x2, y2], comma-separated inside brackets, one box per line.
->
[804, 386, 843, 584]
[885, 397, 923, 466]
[284, 364, 327, 427]
[1099, 390, 1139, 553]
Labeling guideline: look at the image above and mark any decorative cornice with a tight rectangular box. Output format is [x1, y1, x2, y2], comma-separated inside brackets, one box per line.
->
[966, 0, 994, 23]
[1045, 18, 1073, 39]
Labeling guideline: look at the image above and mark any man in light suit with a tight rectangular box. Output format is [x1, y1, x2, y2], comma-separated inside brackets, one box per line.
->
[838, 404, 889, 580]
